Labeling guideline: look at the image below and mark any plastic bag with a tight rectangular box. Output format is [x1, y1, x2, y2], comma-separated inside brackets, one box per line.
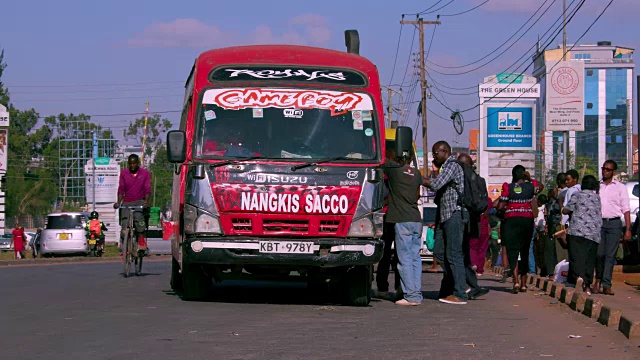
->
[553, 259, 569, 284]
[425, 227, 435, 251]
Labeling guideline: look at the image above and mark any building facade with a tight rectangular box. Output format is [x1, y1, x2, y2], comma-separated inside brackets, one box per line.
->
[533, 41, 634, 178]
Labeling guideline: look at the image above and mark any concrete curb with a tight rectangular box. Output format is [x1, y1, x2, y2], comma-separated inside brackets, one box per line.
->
[488, 268, 640, 340]
[0, 255, 170, 267]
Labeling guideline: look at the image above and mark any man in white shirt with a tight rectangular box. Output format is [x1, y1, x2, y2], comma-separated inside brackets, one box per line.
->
[595, 160, 631, 295]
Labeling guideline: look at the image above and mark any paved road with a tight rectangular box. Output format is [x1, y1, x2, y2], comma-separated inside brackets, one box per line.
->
[1, 261, 639, 360]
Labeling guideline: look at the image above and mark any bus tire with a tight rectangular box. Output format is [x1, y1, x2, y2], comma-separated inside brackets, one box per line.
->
[181, 260, 211, 301]
[342, 265, 372, 307]
[170, 257, 183, 292]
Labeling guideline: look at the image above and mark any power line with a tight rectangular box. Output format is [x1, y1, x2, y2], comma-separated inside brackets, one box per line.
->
[14, 94, 182, 102]
[427, 0, 614, 123]
[35, 110, 181, 119]
[400, 25, 418, 88]
[427, 0, 556, 69]
[388, 16, 405, 87]
[405, 0, 444, 15]
[427, 0, 584, 101]
[10, 87, 182, 95]
[440, 0, 490, 17]
[7, 80, 183, 88]
[425, 0, 580, 95]
[426, 0, 560, 76]
[422, 0, 455, 15]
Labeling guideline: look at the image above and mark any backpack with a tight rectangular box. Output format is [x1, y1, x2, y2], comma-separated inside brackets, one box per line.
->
[452, 160, 489, 216]
[89, 219, 102, 235]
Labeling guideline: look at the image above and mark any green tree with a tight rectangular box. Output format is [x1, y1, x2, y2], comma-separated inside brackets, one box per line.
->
[125, 114, 172, 160]
[148, 145, 173, 209]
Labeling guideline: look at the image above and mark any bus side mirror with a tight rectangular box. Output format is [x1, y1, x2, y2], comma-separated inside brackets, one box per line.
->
[395, 126, 413, 160]
[167, 130, 187, 163]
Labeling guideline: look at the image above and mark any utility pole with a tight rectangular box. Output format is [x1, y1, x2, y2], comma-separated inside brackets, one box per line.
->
[382, 85, 404, 128]
[400, 17, 440, 176]
[562, 0, 569, 172]
[92, 131, 97, 212]
[141, 101, 149, 165]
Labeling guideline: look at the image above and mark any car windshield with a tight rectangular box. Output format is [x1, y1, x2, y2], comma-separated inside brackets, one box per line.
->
[195, 87, 379, 161]
[46, 215, 86, 230]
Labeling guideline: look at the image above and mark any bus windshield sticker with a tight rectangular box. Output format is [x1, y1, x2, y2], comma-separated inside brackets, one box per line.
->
[252, 108, 264, 118]
[208, 88, 364, 116]
[353, 120, 364, 130]
[365, 128, 374, 136]
[361, 110, 372, 121]
[351, 110, 362, 121]
[283, 109, 304, 118]
[204, 110, 216, 120]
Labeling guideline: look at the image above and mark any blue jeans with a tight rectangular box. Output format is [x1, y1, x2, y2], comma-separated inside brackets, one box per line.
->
[529, 228, 537, 274]
[434, 211, 468, 300]
[394, 222, 424, 303]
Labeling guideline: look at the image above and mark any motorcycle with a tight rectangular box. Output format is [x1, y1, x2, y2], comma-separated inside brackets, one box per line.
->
[87, 232, 104, 257]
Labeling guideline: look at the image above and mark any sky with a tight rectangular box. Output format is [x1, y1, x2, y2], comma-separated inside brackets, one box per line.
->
[0, 0, 638, 149]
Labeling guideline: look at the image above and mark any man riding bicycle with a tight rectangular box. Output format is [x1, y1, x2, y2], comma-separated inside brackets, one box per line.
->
[114, 154, 151, 255]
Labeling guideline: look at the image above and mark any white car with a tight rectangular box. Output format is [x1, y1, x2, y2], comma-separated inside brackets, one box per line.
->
[0, 232, 33, 251]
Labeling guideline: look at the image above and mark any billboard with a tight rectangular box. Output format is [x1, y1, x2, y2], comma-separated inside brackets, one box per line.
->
[545, 60, 585, 131]
[85, 158, 120, 203]
[485, 106, 535, 151]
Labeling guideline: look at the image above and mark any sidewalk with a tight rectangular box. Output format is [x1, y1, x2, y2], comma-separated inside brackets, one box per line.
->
[491, 266, 640, 340]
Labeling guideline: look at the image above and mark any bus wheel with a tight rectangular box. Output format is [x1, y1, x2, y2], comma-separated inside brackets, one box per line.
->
[181, 260, 211, 301]
[342, 265, 372, 307]
[170, 257, 183, 292]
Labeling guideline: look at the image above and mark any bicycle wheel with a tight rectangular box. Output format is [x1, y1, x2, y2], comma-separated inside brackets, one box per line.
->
[123, 231, 133, 278]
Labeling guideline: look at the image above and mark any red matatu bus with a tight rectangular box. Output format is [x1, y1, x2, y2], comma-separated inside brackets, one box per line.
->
[165, 31, 412, 306]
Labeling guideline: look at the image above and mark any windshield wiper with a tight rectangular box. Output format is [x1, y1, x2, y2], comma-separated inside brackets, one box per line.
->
[290, 156, 350, 172]
[209, 156, 264, 168]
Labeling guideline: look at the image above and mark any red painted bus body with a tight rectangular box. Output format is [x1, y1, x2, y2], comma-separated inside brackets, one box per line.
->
[166, 43, 391, 305]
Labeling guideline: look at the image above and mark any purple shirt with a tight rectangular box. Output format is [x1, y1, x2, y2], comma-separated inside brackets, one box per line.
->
[118, 168, 151, 202]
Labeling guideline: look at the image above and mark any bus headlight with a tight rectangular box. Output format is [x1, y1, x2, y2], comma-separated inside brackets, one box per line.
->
[184, 204, 222, 235]
[195, 213, 222, 234]
[347, 216, 374, 238]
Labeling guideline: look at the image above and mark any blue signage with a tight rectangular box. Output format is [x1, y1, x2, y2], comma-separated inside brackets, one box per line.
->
[486, 107, 534, 150]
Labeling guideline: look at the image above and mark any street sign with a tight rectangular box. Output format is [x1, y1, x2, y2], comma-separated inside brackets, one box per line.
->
[85, 158, 120, 203]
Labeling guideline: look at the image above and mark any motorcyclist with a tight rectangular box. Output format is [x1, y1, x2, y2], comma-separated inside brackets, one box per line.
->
[86, 211, 108, 254]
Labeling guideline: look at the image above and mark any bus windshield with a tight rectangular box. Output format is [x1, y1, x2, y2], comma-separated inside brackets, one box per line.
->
[195, 87, 379, 161]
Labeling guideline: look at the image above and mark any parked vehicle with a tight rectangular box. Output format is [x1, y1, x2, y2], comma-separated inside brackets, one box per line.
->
[0, 232, 34, 252]
[39, 212, 90, 256]
[164, 31, 414, 306]
[29, 229, 42, 258]
[627, 181, 639, 225]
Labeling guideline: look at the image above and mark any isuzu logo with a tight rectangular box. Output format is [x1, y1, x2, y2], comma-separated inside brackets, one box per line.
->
[248, 174, 309, 184]
[346, 171, 359, 180]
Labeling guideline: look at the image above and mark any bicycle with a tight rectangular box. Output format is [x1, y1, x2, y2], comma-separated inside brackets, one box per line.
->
[120, 205, 146, 277]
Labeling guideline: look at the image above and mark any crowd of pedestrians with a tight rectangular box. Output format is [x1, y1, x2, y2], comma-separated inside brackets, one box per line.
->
[377, 138, 632, 306]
